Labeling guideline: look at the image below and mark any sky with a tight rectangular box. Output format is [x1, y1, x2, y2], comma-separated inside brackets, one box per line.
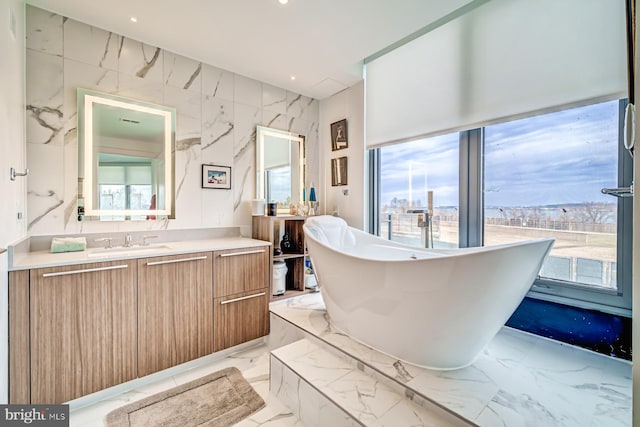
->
[380, 99, 622, 209]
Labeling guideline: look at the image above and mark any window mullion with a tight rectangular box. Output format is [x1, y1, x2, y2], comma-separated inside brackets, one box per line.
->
[459, 129, 484, 248]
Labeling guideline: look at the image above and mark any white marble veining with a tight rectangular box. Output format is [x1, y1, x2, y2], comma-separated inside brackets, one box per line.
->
[26, 5, 63, 55]
[63, 18, 119, 71]
[271, 339, 467, 427]
[235, 74, 263, 108]
[202, 64, 235, 102]
[118, 37, 163, 83]
[68, 343, 304, 427]
[270, 293, 632, 427]
[263, 84, 288, 114]
[26, 49, 63, 146]
[164, 51, 202, 92]
[25, 5, 319, 235]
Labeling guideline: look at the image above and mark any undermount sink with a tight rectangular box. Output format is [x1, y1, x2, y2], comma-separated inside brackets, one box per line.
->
[87, 243, 172, 257]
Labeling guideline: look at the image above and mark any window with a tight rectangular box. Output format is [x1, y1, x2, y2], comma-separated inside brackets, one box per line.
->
[484, 100, 619, 290]
[377, 132, 459, 248]
[370, 99, 632, 314]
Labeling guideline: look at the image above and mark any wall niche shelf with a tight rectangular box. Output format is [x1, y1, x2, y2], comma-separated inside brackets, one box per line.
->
[252, 215, 310, 300]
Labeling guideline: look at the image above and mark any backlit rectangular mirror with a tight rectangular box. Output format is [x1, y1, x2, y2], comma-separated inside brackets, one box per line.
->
[77, 89, 176, 220]
[256, 126, 305, 213]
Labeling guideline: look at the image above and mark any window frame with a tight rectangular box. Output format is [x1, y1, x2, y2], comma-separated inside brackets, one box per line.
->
[369, 99, 632, 316]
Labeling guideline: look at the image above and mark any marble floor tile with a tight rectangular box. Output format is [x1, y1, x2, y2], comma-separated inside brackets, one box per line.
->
[68, 343, 304, 427]
[270, 292, 632, 427]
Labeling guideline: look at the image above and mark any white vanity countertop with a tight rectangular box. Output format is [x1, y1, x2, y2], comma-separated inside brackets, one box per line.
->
[9, 236, 271, 271]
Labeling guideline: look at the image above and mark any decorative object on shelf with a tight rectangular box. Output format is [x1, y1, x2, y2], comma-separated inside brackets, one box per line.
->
[330, 119, 348, 151]
[273, 248, 282, 256]
[309, 183, 318, 215]
[202, 164, 231, 189]
[280, 232, 293, 253]
[304, 258, 319, 291]
[267, 202, 278, 216]
[331, 157, 348, 186]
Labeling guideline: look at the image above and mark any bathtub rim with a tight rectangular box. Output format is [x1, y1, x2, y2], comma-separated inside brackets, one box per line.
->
[303, 222, 555, 264]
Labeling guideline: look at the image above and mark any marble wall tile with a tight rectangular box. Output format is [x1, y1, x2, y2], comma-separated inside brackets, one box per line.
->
[63, 18, 119, 70]
[165, 85, 202, 229]
[26, 6, 319, 234]
[202, 96, 234, 163]
[201, 95, 235, 226]
[27, 143, 65, 234]
[263, 84, 287, 114]
[26, 5, 63, 55]
[234, 75, 262, 108]
[263, 111, 290, 132]
[118, 73, 164, 105]
[232, 104, 260, 224]
[118, 37, 163, 83]
[26, 50, 63, 146]
[305, 121, 320, 191]
[63, 58, 118, 145]
[286, 91, 304, 118]
[164, 51, 202, 92]
[62, 135, 80, 232]
[202, 64, 234, 102]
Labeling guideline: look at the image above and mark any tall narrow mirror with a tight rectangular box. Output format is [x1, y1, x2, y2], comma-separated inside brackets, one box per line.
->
[77, 89, 176, 220]
[256, 126, 305, 213]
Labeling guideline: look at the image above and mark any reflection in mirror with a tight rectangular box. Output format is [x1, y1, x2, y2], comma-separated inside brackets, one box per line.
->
[77, 89, 175, 220]
[256, 126, 305, 213]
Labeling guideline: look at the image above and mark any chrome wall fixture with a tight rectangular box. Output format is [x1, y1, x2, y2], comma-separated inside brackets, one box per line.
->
[10, 167, 28, 181]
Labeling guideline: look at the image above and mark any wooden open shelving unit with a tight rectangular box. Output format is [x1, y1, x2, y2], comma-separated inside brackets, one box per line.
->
[252, 215, 312, 300]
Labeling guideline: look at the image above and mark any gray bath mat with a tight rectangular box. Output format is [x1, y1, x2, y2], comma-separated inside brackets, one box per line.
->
[105, 367, 265, 427]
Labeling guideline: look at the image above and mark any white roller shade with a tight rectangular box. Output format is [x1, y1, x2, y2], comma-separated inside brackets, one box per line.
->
[366, 0, 627, 148]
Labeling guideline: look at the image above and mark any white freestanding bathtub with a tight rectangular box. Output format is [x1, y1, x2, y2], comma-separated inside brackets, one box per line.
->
[303, 215, 554, 370]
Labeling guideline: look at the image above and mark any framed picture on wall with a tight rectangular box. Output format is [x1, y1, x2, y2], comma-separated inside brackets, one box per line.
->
[202, 164, 231, 189]
[330, 119, 348, 151]
[331, 156, 348, 186]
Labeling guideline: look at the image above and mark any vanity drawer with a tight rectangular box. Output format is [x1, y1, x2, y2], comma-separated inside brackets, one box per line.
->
[213, 247, 269, 297]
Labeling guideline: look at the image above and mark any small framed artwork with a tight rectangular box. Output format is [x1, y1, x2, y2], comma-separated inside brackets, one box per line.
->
[202, 164, 231, 189]
[330, 119, 348, 151]
[331, 156, 348, 186]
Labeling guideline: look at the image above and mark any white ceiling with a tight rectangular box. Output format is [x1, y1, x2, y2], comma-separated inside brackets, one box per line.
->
[25, 0, 472, 100]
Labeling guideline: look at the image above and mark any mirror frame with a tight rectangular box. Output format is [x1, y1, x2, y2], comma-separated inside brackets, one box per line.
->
[256, 126, 305, 211]
[77, 89, 176, 219]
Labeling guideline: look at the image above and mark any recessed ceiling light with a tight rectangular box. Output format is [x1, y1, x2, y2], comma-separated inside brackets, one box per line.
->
[130, 17, 138, 23]
[290, 76, 296, 81]
[278, 0, 288, 4]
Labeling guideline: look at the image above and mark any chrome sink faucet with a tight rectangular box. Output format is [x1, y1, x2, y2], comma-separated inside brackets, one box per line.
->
[124, 233, 133, 247]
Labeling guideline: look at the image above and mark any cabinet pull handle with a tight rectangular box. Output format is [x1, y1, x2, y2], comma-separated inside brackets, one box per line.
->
[220, 292, 266, 305]
[42, 264, 128, 278]
[146, 255, 208, 266]
[219, 249, 265, 257]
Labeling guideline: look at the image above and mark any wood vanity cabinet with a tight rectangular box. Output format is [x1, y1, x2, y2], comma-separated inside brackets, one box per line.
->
[26, 260, 138, 404]
[137, 252, 213, 377]
[213, 247, 270, 351]
[9, 244, 269, 404]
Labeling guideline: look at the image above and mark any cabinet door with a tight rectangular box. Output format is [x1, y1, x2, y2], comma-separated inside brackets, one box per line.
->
[214, 289, 269, 351]
[30, 260, 137, 404]
[213, 247, 269, 297]
[138, 252, 213, 377]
